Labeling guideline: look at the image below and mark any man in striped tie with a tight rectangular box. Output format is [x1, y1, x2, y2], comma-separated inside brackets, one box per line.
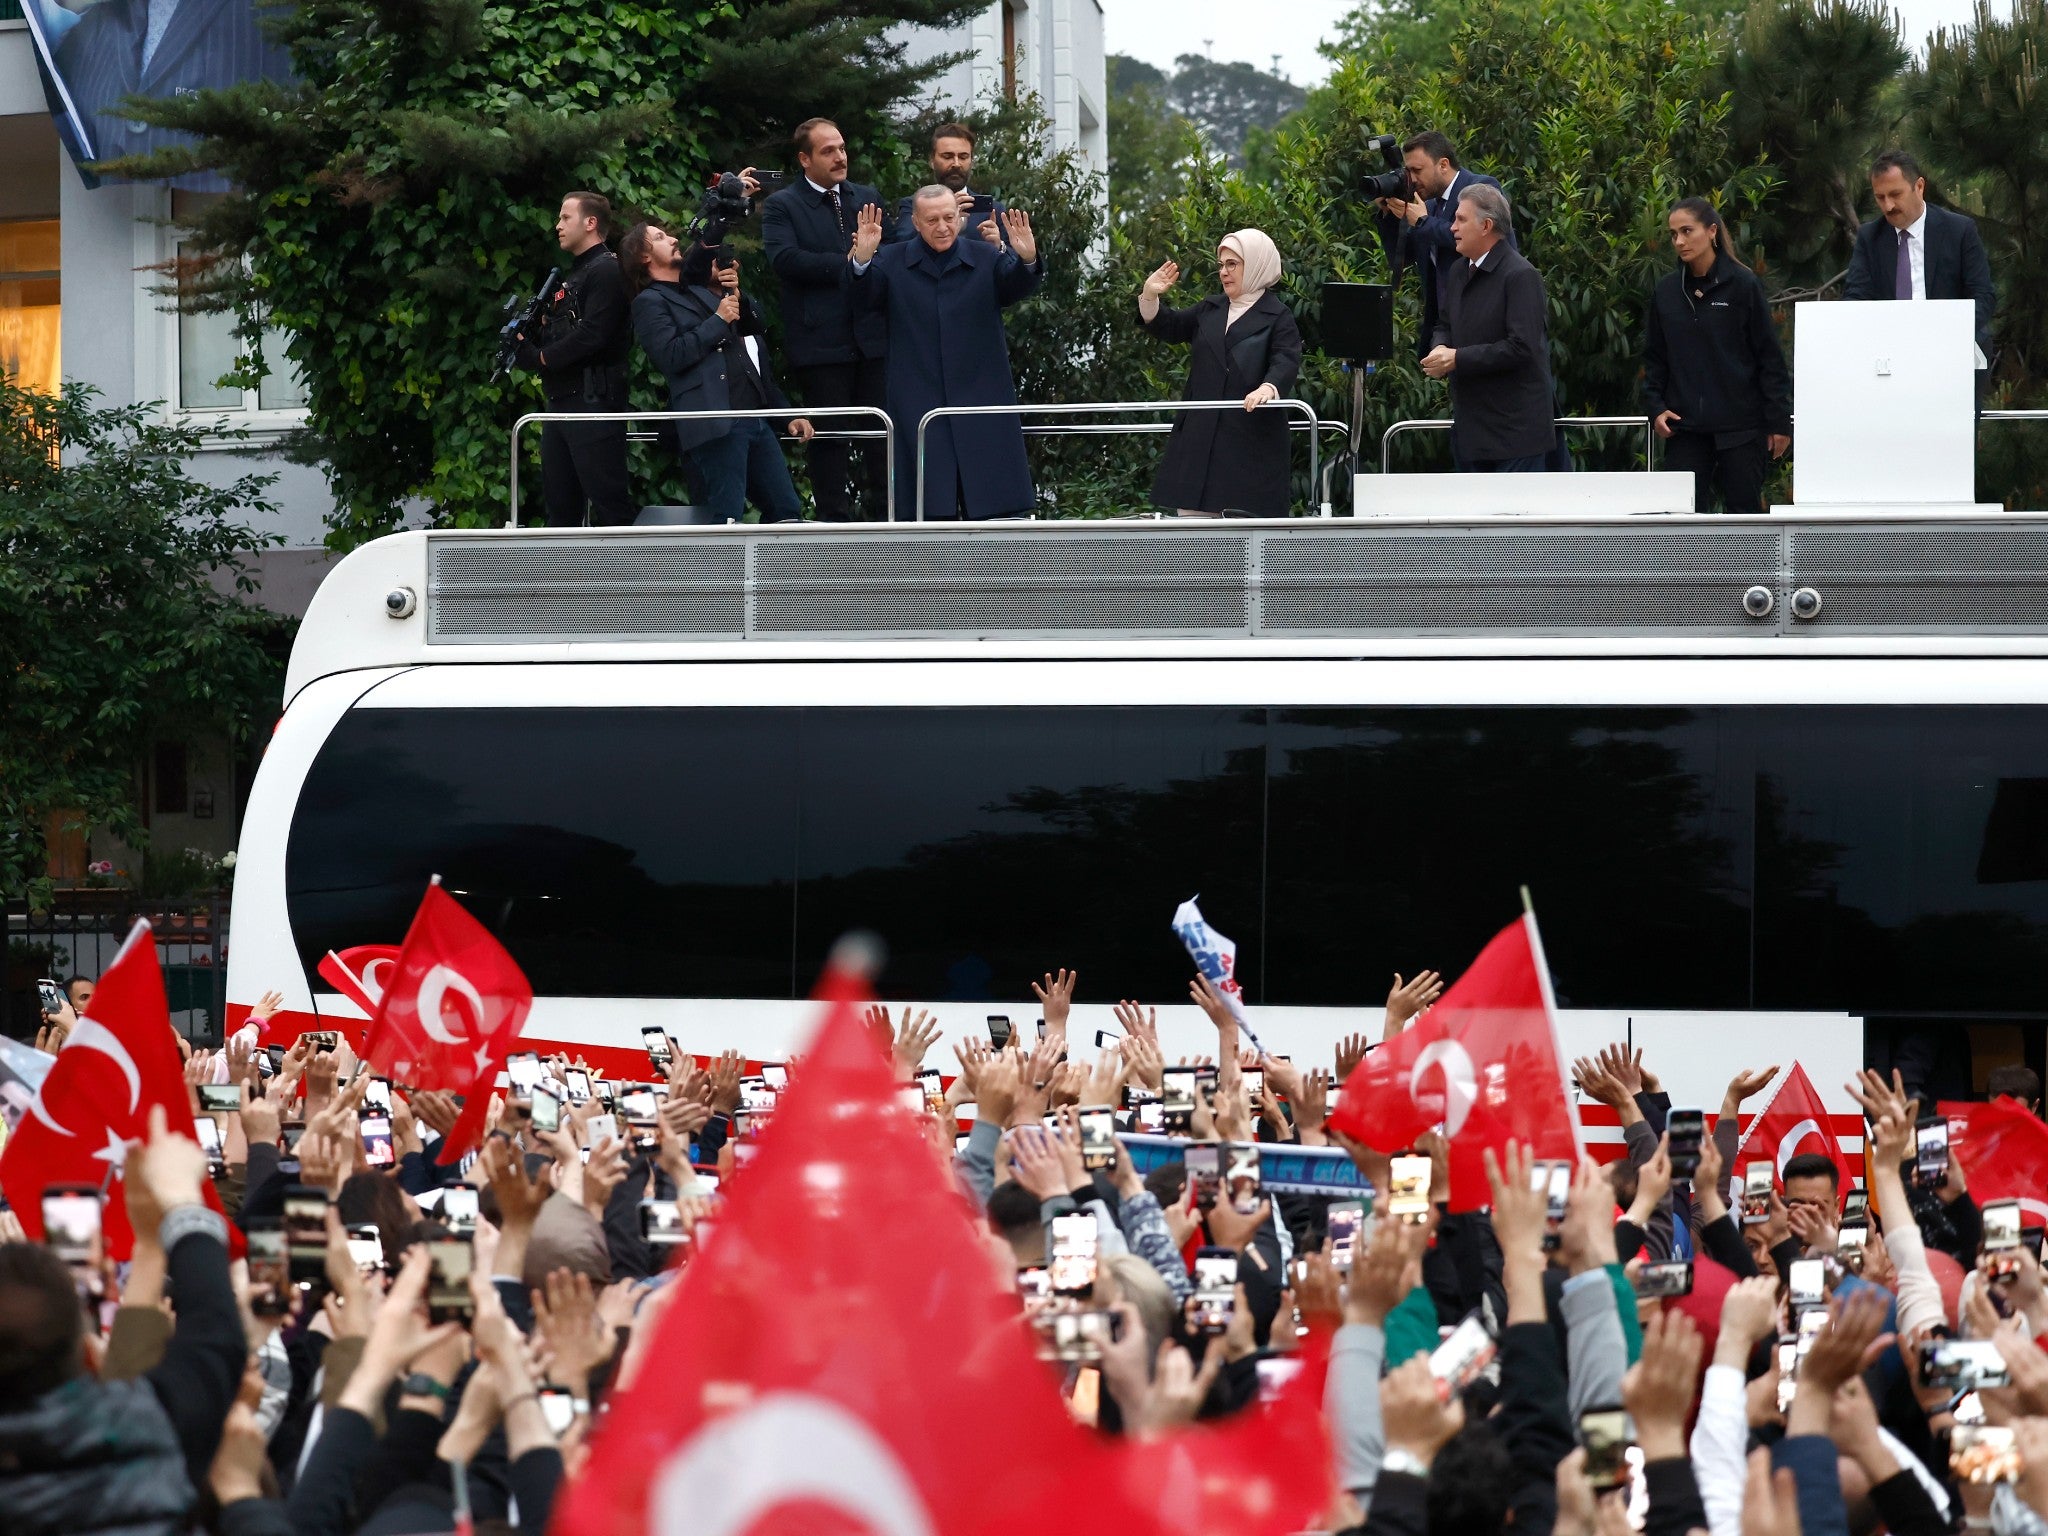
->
[762, 117, 899, 521]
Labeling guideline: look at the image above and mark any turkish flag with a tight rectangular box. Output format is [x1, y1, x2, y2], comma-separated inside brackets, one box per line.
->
[363, 881, 531, 1165]
[298, 943, 403, 1050]
[1327, 912, 1581, 1211]
[554, 959, 1332, 1536]
[1956, 1096, 2048, 1227]
[1736, 1062, 1854, 1203]
[0, 921, 235, 1260]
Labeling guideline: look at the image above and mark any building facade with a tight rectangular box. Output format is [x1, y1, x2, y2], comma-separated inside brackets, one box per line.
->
[895, 0, 1107, 174]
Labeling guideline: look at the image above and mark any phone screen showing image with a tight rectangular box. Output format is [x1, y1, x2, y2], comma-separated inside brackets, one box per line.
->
[440, 1186, 479, 1233]
[1225, 1141, 1262, 1214]
[1389, 1155, 1432, 1222]
[425, 1238, 473, 1324]
[41, 1189, 102, 1265]
[530, 1086, 561, 1133]
[1666, 1108, 1704, 1179]
[1079, 1106, 1118, 1170]
[1742, 1162, 1774, 1224]
[1184, 1142, 1222, 1210]
[1430, 1313, 1497, 1396]
[1327, 1200, 1365, 1268]
[1049, 1213, 1098, 1297]
[563, 1069, 592, 1101]
[360, 1114, 395, 1167]
[197, 1083, 242, 1114]
[1186, 1247, 1238, 1335]
[641, 1028, 673, 1065]
[1579, 1407, 1634, 1491]
[1635, 1260, 1694, 1298]
[1916, 1116, 1950, 1185]
[1162, 1067, 1197, 1129]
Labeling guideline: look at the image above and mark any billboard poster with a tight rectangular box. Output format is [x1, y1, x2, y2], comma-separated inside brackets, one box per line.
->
[19, 0, 294, 187]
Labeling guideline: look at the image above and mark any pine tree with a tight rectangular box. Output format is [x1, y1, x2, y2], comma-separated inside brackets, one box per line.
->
[1719, 0, 1908, 293]
[109, 0, 986, 542]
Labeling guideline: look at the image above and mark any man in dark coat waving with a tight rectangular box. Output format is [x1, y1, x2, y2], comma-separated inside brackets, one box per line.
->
[846, 189, 1045, 520]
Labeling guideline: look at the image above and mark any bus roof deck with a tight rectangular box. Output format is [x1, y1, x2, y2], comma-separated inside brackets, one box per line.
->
[290, 509, 2048, 697]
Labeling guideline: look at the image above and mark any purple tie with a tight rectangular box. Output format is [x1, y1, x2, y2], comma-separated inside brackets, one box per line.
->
[1895, 228, 1912, 300]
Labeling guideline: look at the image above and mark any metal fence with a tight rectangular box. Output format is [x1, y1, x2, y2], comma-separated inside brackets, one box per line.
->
[5, 892, 229, 1046]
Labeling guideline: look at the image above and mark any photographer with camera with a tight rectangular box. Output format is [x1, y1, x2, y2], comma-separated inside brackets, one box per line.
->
[622, 223, 814, 524]
[764, 119, 902, 522]
[510, 191, 634, 527]
[1372, 133, 1514, 363]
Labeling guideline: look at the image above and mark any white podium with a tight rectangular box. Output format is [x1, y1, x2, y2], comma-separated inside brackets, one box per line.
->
[1787, 299, 1990, 511]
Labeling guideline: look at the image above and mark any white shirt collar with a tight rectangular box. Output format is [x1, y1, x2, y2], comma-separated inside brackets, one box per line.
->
[1906, 205, 1928, 245]
[805, 176, 836, 197]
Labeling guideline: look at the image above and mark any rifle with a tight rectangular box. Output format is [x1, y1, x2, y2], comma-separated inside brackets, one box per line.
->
[491, 267, 559, 383]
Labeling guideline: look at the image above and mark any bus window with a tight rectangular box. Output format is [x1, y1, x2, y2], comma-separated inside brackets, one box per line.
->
[1755, 707, 2048, 1012]
[1263, 708, 1754, 1009]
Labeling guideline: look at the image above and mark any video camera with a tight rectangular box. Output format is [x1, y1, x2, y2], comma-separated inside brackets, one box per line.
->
[1360, 133, 1410, 201]
[689, 168, 790, 252]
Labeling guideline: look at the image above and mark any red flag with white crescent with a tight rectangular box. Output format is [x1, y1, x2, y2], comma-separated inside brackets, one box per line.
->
[0, 921, 236, 1259]
[1326, 911, 1582, 1211]
[303, 943, 403, 1049]
[363, 880, 532, 1164]
[1955, 1095, 2048, 1227]
[554, 955, 1332, 1536]
[1736, 1062, 1855, 1205]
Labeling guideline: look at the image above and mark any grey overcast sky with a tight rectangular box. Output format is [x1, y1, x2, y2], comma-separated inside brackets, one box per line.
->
[1103, 0, 1998, 87]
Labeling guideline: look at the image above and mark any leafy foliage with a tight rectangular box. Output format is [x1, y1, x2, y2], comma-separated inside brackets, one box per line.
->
[112, 0, 986, 544]
[1119, 0, 1776, 477]
[1166, 55, 1308, 168]
[1106, 55, 1197, 236]
[0, 380, 285, 907]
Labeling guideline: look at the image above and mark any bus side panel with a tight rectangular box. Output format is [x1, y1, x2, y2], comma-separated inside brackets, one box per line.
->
[224, 669, 414, 1034]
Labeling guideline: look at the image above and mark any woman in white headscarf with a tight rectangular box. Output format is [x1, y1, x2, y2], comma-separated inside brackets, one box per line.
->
[1138, 228, 1304, 517]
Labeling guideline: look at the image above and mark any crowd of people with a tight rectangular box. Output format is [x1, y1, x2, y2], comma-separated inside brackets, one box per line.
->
[8, 963, 2048, 1535]
[506, 113, 1997, 527]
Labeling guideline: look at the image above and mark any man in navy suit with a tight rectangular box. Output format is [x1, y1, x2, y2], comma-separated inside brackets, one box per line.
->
[50, 0, 292, 169]
[846, 190, 1044, 521]
[762, 117, 897, 521]
[1375, 131, 1516, 361]
[1843, 149, 1997, 361]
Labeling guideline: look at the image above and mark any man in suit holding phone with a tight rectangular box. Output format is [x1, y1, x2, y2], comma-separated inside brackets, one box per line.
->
[1843, 149, 1997, 361]
[762, 117, 897, 521]
[895, 123, 1010, 250]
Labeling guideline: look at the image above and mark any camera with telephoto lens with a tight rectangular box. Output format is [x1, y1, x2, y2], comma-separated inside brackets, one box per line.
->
[689, 168, 790, 254]
[1360, 132, 1411, 201]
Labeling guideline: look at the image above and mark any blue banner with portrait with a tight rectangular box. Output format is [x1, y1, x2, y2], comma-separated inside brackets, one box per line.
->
[19, 0, 293, 187]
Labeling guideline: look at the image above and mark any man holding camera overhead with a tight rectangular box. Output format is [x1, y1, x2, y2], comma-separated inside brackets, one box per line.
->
[763, 118, 896, 521]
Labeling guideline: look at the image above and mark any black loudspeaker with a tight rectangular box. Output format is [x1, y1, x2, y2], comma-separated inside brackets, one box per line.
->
[1321, 281, 1394, 361]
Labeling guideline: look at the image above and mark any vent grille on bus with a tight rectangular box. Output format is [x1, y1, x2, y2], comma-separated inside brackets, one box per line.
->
[420, 519, 2048, 644]
[430, 539, 746, 642]
[1260, 527, 1780, 634]
[752, 533, 1248, 634]
[1786, 526, 2048, 630]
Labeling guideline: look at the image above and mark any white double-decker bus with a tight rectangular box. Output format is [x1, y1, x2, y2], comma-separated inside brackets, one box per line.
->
[227, 514, 2048, 1161]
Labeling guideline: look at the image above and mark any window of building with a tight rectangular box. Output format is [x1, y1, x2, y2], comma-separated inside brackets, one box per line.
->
[0, 219, 60, 396]
[153, 741, 189, 815]
[167, 190, 306, 422]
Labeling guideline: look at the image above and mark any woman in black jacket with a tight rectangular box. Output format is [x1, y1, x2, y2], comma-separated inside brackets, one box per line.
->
[1139, 229, 1304, 517]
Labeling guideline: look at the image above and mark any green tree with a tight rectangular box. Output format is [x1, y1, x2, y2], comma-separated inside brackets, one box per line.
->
[1107, 54, 1196, 233]
[1167, 55, 1306, 168]
[1137, 0, 1775, 478]
[114, 0, 986, 545]
[0, 380, 285, 906]
[1720, 0, 1906, 293]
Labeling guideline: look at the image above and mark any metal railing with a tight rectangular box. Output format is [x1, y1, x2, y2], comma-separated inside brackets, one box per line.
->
[1381, 409, 2048, 476]
[6, 892, 229, 1046]
[509, 407, 893, 527]
[1380, 415, 1656, 475]
[915, 399, 1344, 521]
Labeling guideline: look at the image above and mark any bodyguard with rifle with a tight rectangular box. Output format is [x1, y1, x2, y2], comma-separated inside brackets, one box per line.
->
[508, 191, 634, 527]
